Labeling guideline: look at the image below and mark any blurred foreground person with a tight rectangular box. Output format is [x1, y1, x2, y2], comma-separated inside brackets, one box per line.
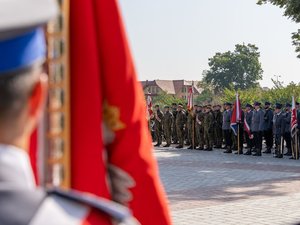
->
[0, 0, 172, 225]
[0, 1, 138, 224]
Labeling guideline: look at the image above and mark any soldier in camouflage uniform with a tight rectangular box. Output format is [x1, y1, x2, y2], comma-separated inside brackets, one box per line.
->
[186, 109, 193, 148]
[203, 105, 214, 151]
[184, 106, 190, 146]
[187, 105, 198, 149]
[171, 103, 178, 144]
[163, 106, 174, 147]
[196, 105, 205, 150]
[213, 105, 223, 148]
[154, 105, 164, 147]
[176, 103, 187, 148]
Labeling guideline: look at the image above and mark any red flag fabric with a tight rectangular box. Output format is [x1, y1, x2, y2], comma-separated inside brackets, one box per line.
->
[291, 96, 297, 137]
[147, 93, 153, 118]
[230, 93, 242, 136]
[29, 129, 38, 185]
[244, 117, 253, 140]
[70, 1, 172, 225]
[187, 86, 193, 110]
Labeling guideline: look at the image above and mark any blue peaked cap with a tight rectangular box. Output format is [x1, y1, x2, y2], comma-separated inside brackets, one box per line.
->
[0, 28, 46, 74]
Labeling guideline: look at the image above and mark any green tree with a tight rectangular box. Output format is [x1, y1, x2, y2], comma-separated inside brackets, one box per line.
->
[258, 0, 300, 58]
[195, 81, 214, 104]
[152, 91, 185, 107]
[221, 80, 300, 107]
[203, 43, 263, 93]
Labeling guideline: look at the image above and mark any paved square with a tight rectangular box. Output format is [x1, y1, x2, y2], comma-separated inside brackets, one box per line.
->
[154, 147, 300, 225]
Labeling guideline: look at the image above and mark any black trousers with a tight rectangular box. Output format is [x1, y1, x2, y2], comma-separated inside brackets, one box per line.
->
[245, 131, 254, 149]
[253, 131, 263, 152]
[223, 129, 232, 149]
[238, 125, 244, 150]
[283, 132, 292, 152]
[264, 129, 273, 150]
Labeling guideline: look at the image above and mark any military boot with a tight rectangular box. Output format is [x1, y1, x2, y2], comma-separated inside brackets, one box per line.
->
[284, 149, 292, 156]
[223, 147, 232, 153]
[244, 148, 252, 155]
[252, 149, 262, 156]
[263, 148, 272, 154]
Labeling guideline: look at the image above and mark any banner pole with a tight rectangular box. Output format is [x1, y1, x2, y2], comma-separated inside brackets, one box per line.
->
[296, 131, 299, 160]
[238, 124, 240, 155]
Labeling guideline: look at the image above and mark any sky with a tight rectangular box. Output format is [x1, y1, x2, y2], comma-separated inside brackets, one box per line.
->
[119, 0, 300, 88]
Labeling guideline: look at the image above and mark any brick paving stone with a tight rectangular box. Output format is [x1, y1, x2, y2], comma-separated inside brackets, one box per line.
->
[154, 146, 300, 225]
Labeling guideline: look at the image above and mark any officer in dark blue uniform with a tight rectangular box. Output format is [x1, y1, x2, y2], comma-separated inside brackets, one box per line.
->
[262, 102, 274, 154]
[273, 103, 285, 158]
[244, 104, 254, 155]
[222, 102, 233, 153]
[251, 102, 264, 156]
[283, 103, 292, 156]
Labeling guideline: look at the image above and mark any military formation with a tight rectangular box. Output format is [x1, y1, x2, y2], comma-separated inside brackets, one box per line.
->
[150, 101, 300, 159]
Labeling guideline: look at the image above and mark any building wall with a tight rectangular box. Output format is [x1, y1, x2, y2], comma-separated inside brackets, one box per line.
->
[141, 80, 201, 100]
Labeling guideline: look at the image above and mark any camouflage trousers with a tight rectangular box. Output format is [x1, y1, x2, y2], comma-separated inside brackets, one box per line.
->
[172, 125, 178, 143]
[176, 126, 184, 146]
[213, 126, 222, 147]
[164, 126, 172, 145]
[155, 125, 163, 144]
[196, 126, 204, 148]
[204, 128, 213, 148]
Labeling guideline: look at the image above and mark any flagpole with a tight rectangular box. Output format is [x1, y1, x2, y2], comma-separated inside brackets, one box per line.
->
[238, 123, 240, 155]
[292, 132, 296, 160]
[191, 82, 195, 149]
[192, 114, 195, 149]
[296, 130, 299, 160]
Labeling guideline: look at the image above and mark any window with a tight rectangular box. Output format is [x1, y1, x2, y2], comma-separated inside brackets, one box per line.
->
[182, 87, 186, 93]
[156, 87, 160, 93]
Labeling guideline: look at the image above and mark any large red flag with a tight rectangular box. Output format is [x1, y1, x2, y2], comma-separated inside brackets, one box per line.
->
[70, 1, 172, 225]
[187, 86, 193, 110]
[230, 93, 242, 136]
[291, 96, 298, 137]
[146, 93, 153, 118]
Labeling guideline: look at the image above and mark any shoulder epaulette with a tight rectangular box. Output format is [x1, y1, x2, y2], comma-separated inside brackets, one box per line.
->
[48, 188, 134, 224]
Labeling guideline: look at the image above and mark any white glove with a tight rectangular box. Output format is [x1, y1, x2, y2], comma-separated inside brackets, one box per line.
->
[108, 164, 136, 205]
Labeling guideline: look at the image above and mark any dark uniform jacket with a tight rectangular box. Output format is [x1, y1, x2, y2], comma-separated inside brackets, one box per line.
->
[155, 110, 164, 127]
[213, 110, 223, 129]
[283, 111, 292, 134]
[222, 110, 232, 130]
[176, 111, 186, 129]
[251, 109, 264, 132]
[163, 111, 173, 130]
[263, 108, 274, 131]
[204, 111, 214, 132]
[273, 112, 285, 135]
[196, 111, 205, 127]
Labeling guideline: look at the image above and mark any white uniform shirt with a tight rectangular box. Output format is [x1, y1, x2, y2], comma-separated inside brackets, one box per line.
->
[0, 144, 35, 189]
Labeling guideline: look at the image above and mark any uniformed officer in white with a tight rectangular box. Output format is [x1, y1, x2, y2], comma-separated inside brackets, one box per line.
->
[0, 1, 138, 225]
